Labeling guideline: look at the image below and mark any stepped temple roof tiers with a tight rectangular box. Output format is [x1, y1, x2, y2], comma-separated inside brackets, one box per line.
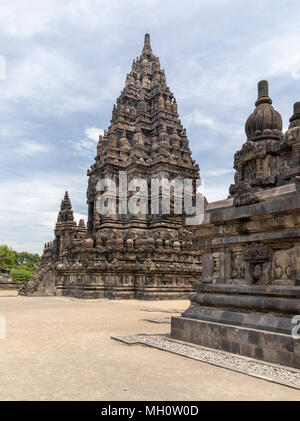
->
[172, 80, 300, 369]
[87, 33, 198, 234]
[21, 34, 202, 299]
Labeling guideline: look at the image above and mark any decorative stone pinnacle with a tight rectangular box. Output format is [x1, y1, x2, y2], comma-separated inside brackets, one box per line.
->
[57, 191, 74, 223]
[144, 33, 150, 46]
[258, 80, 268, 97]
[294, 102, 300, 115]
[78, 219, 86, 228]
[289, 101, 300, 124]
[245, 80, 282, 141]
[255, 80, 272, 106]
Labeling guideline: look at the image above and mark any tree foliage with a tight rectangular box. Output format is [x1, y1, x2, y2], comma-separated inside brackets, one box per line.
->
[0, 244, 41, 282]
[0, 245, 15, 267]
[14, 251, 41, 269]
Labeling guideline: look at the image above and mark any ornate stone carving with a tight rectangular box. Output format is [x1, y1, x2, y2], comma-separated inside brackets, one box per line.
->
[233, 180, 259, 207]
[231, 252, 245, 280]
[234, 140, 266, 165]
[272, 249, 295, 286]
[243, 243, 271, 262]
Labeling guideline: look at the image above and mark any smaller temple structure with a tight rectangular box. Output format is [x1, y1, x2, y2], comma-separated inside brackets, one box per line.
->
[171, 81, 300, 369]
[0, 266, 14, 289]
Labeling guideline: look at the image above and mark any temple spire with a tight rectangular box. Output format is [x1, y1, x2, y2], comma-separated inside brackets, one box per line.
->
[60, 191, 72, 211]
[89, 33, 196, 172]
[142, 33, 152, 56]
[57, 191, 74, 223]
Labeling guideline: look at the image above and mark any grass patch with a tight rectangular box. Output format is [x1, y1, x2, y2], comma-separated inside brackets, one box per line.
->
[10, 267, 33, 282]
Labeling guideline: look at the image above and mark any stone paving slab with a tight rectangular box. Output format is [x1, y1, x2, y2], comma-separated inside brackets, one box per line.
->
[112, 334, 300, 390]
[140, 307, 182, 313]
[145, 317, 171, 324]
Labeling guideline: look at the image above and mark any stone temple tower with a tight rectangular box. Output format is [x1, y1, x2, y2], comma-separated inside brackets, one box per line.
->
[86, 33, 200, 235]
[23, 34, 202, 299]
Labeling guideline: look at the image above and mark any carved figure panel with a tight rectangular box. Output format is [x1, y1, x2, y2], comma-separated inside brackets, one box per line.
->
[231, 252, 245, 280]
[272, 249, 295, 286]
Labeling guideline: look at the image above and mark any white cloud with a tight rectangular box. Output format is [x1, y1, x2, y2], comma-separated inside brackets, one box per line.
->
[85, 127, 103, 142]
[17, 140, 49, 157]
[74, 213, 87, 225]
[204, 183, 231, 203]
[184, 111, 216, 129]
[71, 127, 104, 156]
[290, 59, 300, 80]
[206, 168, 234, 177]
[184, 110, 243, 135]
[0, 172, 88, 254]
[0, 55, 6, 80]
[0, 0, 61, 37]
[0, 47, 97, 115]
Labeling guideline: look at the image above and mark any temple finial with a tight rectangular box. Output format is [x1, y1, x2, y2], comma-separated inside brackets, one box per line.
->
[144, 33, 150, 46]
[245, 80, 282, 141]
[258, 80, 268, 98]
[255, 80, 272, 106]
[289, 101, 300, 126]
[294, 102, 300, 115]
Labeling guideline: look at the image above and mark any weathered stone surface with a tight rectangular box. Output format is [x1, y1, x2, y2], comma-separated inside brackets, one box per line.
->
[171, 316, 300, 369]
[171, 81, 300, 368]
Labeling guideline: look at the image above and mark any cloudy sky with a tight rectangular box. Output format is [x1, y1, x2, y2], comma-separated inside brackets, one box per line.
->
[1, 0, 300, 254]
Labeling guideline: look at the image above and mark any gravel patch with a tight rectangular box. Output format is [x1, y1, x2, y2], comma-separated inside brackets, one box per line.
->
[112, 335, 141, 344]
[140, 307, 183, 314]
[112, 334, 300, 390]
[145, 317, 171, 324]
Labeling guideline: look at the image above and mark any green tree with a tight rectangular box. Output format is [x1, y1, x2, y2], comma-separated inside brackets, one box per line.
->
[0, 245, 41, 282]
[0, 245, 15, 267]
[14, 251, 41, 268]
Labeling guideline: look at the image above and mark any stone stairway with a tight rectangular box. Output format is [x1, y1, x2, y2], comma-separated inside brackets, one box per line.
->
[18, 263, 52, 296]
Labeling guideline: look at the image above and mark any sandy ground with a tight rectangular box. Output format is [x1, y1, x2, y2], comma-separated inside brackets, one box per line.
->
[0, 290, 299, 401]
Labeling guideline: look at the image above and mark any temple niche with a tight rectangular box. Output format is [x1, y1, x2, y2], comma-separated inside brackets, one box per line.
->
[20, 34, 202, 299]
[172, 80, 300, 369]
